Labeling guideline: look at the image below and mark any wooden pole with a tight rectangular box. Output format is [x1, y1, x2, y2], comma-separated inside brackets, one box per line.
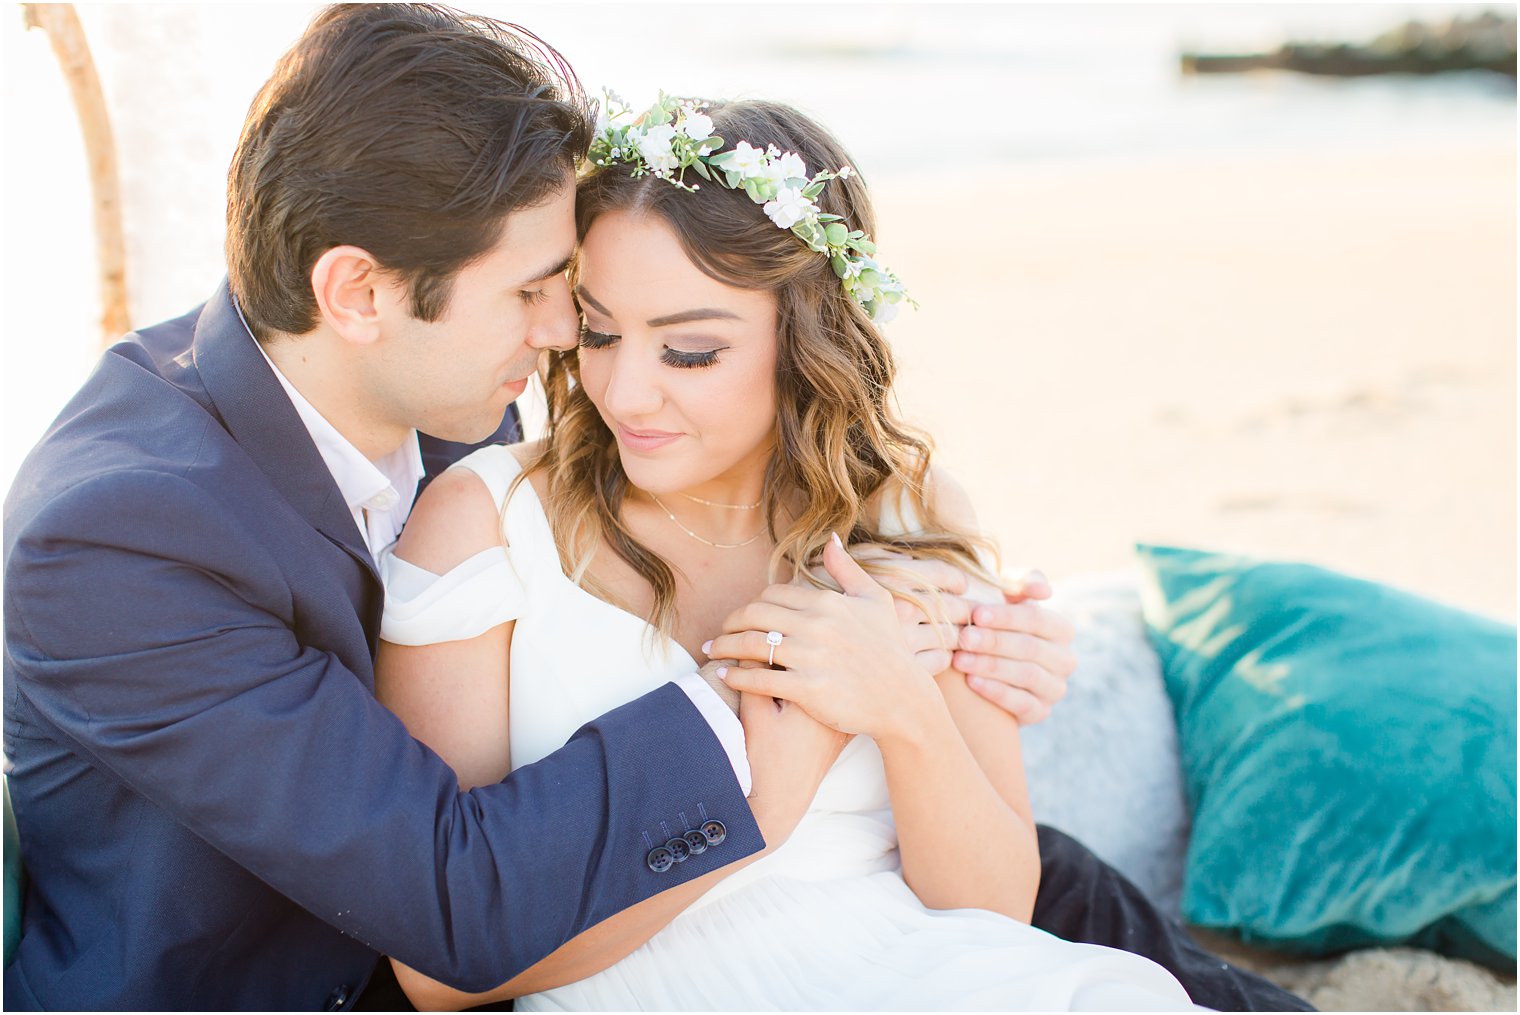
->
[22, 4, 130, 348]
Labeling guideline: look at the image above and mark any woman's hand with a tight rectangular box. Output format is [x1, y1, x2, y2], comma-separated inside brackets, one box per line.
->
[706, 536, 944, 744]
[791, 548, 1077, 723]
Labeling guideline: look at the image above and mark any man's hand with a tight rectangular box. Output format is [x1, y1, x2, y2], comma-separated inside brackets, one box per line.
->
[696, 658, 741, 715]
[953, 569, 1076, 725]
[738, 685, 848, 848]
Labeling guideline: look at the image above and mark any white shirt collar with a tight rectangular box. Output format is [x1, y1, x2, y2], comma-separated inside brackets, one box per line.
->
[233, 298, 424, 555]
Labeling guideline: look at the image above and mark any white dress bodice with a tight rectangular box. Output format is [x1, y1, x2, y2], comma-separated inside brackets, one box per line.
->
[380, 445, 1197, 1011]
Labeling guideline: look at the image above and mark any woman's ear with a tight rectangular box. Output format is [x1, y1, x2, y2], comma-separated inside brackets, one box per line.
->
[310, 245, 384, 346]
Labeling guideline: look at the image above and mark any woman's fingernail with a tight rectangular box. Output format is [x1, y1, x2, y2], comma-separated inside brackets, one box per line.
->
[830, 531, 843, 548]
[702, 640, 713, 655]
[716, 666, 729, 680]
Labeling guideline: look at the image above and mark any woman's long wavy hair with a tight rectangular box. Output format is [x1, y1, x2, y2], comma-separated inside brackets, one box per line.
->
[519, 99, 1002, 641]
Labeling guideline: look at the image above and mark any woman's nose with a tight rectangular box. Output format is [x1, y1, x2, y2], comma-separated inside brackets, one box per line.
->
[601, 342, 663, 419]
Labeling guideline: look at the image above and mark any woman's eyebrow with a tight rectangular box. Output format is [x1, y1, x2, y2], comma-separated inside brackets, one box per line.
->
[574, 285, 612, 317]
[646, 308, 741, 327]
[575, 285, 741, 328]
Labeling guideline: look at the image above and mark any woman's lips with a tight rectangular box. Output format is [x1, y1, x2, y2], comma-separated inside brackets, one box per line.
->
[616, 424, 682, 453]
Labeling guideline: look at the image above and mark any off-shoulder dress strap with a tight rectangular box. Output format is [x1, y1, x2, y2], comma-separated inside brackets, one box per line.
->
[378, 445, 540, 647]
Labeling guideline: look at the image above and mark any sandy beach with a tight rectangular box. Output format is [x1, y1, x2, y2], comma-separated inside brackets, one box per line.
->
[866, 142, 1516, 621]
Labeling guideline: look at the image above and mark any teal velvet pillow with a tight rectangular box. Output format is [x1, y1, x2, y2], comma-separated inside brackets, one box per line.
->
[1136, 544, 1516, 968]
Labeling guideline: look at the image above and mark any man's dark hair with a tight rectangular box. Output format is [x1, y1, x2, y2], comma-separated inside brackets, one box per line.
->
[226, 3, 591, 338]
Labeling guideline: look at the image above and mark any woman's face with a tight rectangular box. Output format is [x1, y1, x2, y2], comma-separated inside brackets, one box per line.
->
[574, 209, 780, 496]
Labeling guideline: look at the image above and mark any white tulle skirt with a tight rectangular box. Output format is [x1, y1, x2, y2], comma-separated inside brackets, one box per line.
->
[517, 861, 1196, 1012]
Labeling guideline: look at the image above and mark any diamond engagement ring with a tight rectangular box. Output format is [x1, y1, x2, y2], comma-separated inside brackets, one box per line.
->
[765, 630, 784, 667]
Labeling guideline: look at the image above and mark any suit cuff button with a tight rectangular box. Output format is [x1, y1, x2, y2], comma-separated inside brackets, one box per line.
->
[700, 819, 727, 846]
[646, 845, 676, 873]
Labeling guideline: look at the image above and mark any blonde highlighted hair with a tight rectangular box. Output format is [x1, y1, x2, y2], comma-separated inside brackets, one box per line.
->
[518, 99, 1002, 641]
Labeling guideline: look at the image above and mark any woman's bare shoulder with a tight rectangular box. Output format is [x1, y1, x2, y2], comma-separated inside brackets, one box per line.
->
[867, 463, 980, 533]
[392, 465, 502, 574]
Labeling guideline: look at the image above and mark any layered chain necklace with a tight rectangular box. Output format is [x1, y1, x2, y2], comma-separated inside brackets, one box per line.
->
[648, 490, 765, 549]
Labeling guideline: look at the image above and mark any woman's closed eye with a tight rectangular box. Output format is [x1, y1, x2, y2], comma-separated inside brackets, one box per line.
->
[578, 327, 726, 370]
[662, 347, 724, 370]
[579, 327, 619, 350]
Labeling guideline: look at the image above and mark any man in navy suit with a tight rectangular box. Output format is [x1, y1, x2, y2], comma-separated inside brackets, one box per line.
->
[4, 4, 1308, 1011]
[1, 7, 793, 1009]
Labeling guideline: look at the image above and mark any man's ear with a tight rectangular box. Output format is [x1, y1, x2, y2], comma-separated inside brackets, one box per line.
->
[311, 246, 386, 346]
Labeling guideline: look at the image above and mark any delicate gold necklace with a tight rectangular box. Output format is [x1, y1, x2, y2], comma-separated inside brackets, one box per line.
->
[679, 491, 762, 510]
[649, 493, 766, 549]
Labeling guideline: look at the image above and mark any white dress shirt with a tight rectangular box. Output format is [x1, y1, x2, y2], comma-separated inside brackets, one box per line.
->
[238, 307, 751, 793]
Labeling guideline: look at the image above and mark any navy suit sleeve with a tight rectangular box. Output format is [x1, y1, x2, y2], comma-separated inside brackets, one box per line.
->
[4, 468, 762, 992]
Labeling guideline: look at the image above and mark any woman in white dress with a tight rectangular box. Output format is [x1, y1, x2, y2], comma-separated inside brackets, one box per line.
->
[374, 96, 1196, 1011]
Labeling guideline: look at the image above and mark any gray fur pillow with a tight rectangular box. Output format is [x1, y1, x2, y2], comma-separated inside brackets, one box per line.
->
[1019, 571, 1189, 914]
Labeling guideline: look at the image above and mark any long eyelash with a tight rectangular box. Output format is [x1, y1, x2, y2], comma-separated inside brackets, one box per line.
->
[578, 327, 619, 349]
[519, 288, 550, 305]
[578, 326, 722, 369]
[662, 348, 722, 370]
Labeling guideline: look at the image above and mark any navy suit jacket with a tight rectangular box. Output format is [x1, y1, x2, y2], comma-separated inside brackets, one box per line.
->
[2, 284, 761, 1010]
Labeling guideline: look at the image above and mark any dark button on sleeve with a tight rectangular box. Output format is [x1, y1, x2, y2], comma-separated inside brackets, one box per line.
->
[324, 984, 352, 1010]
[646, 845, 676, 873]
[700, 819, 727, 846]
[682, 828, 709, 855]
[665, 836, 692, 863]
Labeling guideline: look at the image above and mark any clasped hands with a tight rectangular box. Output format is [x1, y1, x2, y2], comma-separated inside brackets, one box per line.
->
[699, 535, 1075, 848]
[701, 535, 1076, 729]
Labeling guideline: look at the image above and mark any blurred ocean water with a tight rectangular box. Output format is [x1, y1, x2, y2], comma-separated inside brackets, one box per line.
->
[2, 3, 1514, 489]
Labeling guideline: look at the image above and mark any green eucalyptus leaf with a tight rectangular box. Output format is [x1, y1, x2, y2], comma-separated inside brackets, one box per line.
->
[831, 254, 850, 279]
[692, 160, 712, 181]
[824, 222, 848, 246]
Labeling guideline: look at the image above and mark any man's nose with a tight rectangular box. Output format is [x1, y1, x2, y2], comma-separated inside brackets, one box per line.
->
[526, 275, 579, 352]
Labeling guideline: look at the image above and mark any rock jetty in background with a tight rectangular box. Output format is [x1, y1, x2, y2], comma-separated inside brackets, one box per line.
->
[1182, 9, 1517, 79]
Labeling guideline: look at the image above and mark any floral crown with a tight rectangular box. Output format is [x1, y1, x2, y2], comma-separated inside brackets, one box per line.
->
[587, 93, 914, 324]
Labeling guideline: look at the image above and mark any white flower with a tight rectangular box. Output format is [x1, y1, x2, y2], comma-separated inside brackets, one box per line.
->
[724, 140, 768, 177]
[763, 185, 816, 230]
[775, 152, 807, 181]
[680, 111, 714, 142]
[636, 123, 679, 173]
[759, 150, 808, 185]
[870, 300, 900, 325]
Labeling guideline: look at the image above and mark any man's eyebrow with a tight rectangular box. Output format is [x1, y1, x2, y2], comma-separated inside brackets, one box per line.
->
[575, 286, 742, 328]
[521, 252, 575, 285]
